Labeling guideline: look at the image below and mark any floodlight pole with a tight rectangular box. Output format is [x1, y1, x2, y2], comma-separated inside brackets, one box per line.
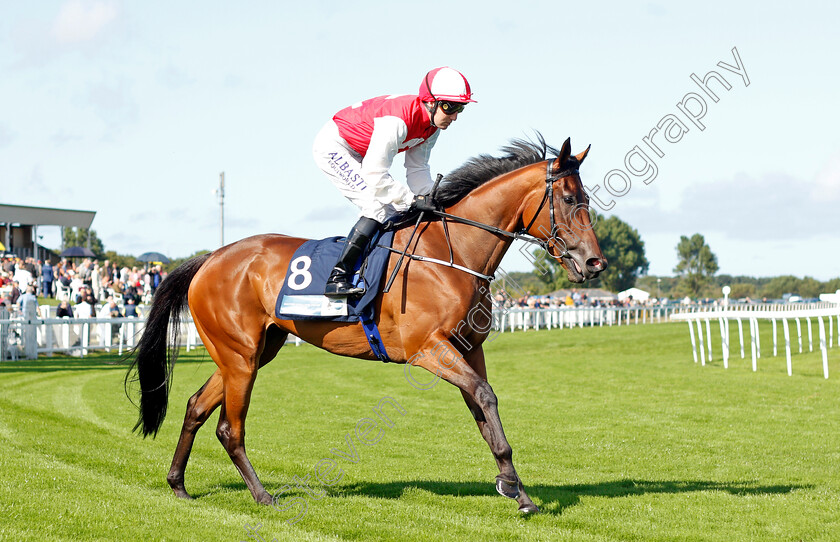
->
[218, 172, 225, 248]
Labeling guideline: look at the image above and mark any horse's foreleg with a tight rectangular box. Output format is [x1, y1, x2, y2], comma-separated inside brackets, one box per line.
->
[458, 347, 538, 514]
[410, 339, 537, 513]
[167, 370, 224, 499]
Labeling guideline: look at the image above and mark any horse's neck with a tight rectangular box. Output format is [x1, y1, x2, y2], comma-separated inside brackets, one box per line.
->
[443, 169, 540, 277]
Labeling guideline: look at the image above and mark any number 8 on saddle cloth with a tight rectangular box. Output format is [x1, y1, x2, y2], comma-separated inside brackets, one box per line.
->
[274, 230, 395, 323]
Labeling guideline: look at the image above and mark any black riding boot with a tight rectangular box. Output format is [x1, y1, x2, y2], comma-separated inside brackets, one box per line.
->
[324, 217, 381, 298]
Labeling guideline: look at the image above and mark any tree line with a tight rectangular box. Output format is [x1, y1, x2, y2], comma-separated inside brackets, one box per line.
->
[512, 214, 839, 300]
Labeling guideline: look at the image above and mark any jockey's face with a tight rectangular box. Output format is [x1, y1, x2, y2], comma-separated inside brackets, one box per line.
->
[427, 102, 461, 130]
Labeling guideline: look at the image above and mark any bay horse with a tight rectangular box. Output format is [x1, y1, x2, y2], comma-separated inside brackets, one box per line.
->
[126, 135, 606, 514]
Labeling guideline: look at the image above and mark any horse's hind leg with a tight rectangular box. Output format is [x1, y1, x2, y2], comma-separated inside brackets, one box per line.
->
[214, 359, 272, 503]
[168, 326, 287, 502]
[214, 326, 288, 504]
[167, 370, 224, 499]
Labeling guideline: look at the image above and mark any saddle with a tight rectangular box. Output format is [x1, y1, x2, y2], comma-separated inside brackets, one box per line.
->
[274, 229, 395, 323]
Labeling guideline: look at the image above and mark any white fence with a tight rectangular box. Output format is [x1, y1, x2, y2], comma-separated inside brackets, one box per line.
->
[492, 305, 677, 332]
[2, 301, 837, 361]
[490, 302, 837, 333]
[0, 304, 204, 360]
[670, 306, 840, 378]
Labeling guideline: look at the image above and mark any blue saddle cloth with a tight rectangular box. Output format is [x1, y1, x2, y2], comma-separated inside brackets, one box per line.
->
[274, 230, 395, 323]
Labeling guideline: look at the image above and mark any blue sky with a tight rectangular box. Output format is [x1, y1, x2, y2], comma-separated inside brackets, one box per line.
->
[2, 1, 838, 281]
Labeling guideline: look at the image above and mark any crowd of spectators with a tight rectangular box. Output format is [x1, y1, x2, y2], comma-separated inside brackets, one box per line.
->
[493, 289, 635, 310]
[0, 254, 166, 319]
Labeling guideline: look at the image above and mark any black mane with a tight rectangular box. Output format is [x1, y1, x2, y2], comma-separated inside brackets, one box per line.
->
[435, 133, 561, 207]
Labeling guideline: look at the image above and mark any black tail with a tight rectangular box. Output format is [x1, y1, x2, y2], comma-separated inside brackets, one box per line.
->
[125, 253, 212, 438]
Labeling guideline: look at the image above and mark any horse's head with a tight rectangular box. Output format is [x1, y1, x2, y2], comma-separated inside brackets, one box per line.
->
[524, 138, 607, 283]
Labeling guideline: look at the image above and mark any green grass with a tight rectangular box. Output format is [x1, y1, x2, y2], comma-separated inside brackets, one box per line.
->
[1, 322, 839, 541]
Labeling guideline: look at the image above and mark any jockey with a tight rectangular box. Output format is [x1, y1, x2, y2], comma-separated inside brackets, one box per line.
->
[313, 66, 475, 298]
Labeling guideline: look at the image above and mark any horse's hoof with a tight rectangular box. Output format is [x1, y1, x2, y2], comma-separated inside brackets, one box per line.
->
[255, 492, 274, 505]
[495, 476, 520, 499]
[171, 488, 193, 500]
[518, 503, 539, 514]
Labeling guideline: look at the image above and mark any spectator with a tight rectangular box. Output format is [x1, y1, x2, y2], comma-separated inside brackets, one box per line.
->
[78, 258, 92, 286]
[13, 264, 33, 289]
[124, 297, 138, 317]
[150, 266, 161, 294]
[25, 257, 39, 288]
[91, 261, 101, 300]
[41, 260, 54, 298]
[111, 280, 124, 295]
[99, 298, 123, 340]
[81, 286, 97, 305]
[123, 283, 140, 305]
[69, 271, 84, 302]
[18, 285, 38, 317]
[58, 267, 72, 288]
[56, 300, 74, 318]
[99, 260, 112, 291]
[107, 299, 123, 318]
[9, 281, 21, 305]
[74, 297, 94, 318]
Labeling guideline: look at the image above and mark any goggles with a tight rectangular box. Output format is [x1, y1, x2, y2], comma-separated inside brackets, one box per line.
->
[438, 101, 466, 115]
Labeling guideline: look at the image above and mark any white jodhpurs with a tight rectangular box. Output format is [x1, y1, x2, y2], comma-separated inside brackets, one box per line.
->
[312, 120, 411, 223]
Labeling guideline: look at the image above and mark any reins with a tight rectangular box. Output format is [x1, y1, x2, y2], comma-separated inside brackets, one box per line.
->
[382, 159, 578, 291]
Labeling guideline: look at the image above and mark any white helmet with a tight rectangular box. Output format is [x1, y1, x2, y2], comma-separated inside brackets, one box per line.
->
[419, 67, 476, 103]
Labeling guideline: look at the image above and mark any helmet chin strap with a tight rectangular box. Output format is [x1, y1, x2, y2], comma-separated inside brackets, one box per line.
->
[428, 101, 440, 128]
[424, 71, 439, 128]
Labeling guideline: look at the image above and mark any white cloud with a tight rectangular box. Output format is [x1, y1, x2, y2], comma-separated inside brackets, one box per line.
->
[157, 65, 195, 90]
[52, 0, 117, 44]
[84, 77, 138, 137]
[0, 124, 15, 149]
[613, 173, 837, 241]
[51, 130, 83, 146]
[813, 149, 840, 202]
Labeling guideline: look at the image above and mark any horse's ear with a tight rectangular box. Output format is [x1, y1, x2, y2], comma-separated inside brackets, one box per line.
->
[558, 137, 572, 164]
[575, 144, 591, 165]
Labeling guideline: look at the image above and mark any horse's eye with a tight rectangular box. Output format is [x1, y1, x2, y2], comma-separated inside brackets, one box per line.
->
[563, 196, 575, 205]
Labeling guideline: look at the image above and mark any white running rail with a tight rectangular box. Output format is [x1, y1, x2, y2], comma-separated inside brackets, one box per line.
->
[670, 306, 840, 378]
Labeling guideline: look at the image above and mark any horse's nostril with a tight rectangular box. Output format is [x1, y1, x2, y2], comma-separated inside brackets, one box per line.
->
[586, 258, 606, 271]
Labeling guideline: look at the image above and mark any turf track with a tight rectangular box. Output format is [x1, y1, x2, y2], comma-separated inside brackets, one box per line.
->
[1, 322, 839, 541]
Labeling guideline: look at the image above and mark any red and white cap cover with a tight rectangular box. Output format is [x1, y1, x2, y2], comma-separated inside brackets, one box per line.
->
[419, 67, 476, 103]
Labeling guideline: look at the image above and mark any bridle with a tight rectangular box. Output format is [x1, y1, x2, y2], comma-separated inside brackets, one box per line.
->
[382, 159, 582, 287]
[431, 159, 579, 254]
[519, 159, 580, 258]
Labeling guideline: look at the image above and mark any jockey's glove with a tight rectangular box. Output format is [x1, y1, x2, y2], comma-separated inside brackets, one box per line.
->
[411, 193, 438, 213]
